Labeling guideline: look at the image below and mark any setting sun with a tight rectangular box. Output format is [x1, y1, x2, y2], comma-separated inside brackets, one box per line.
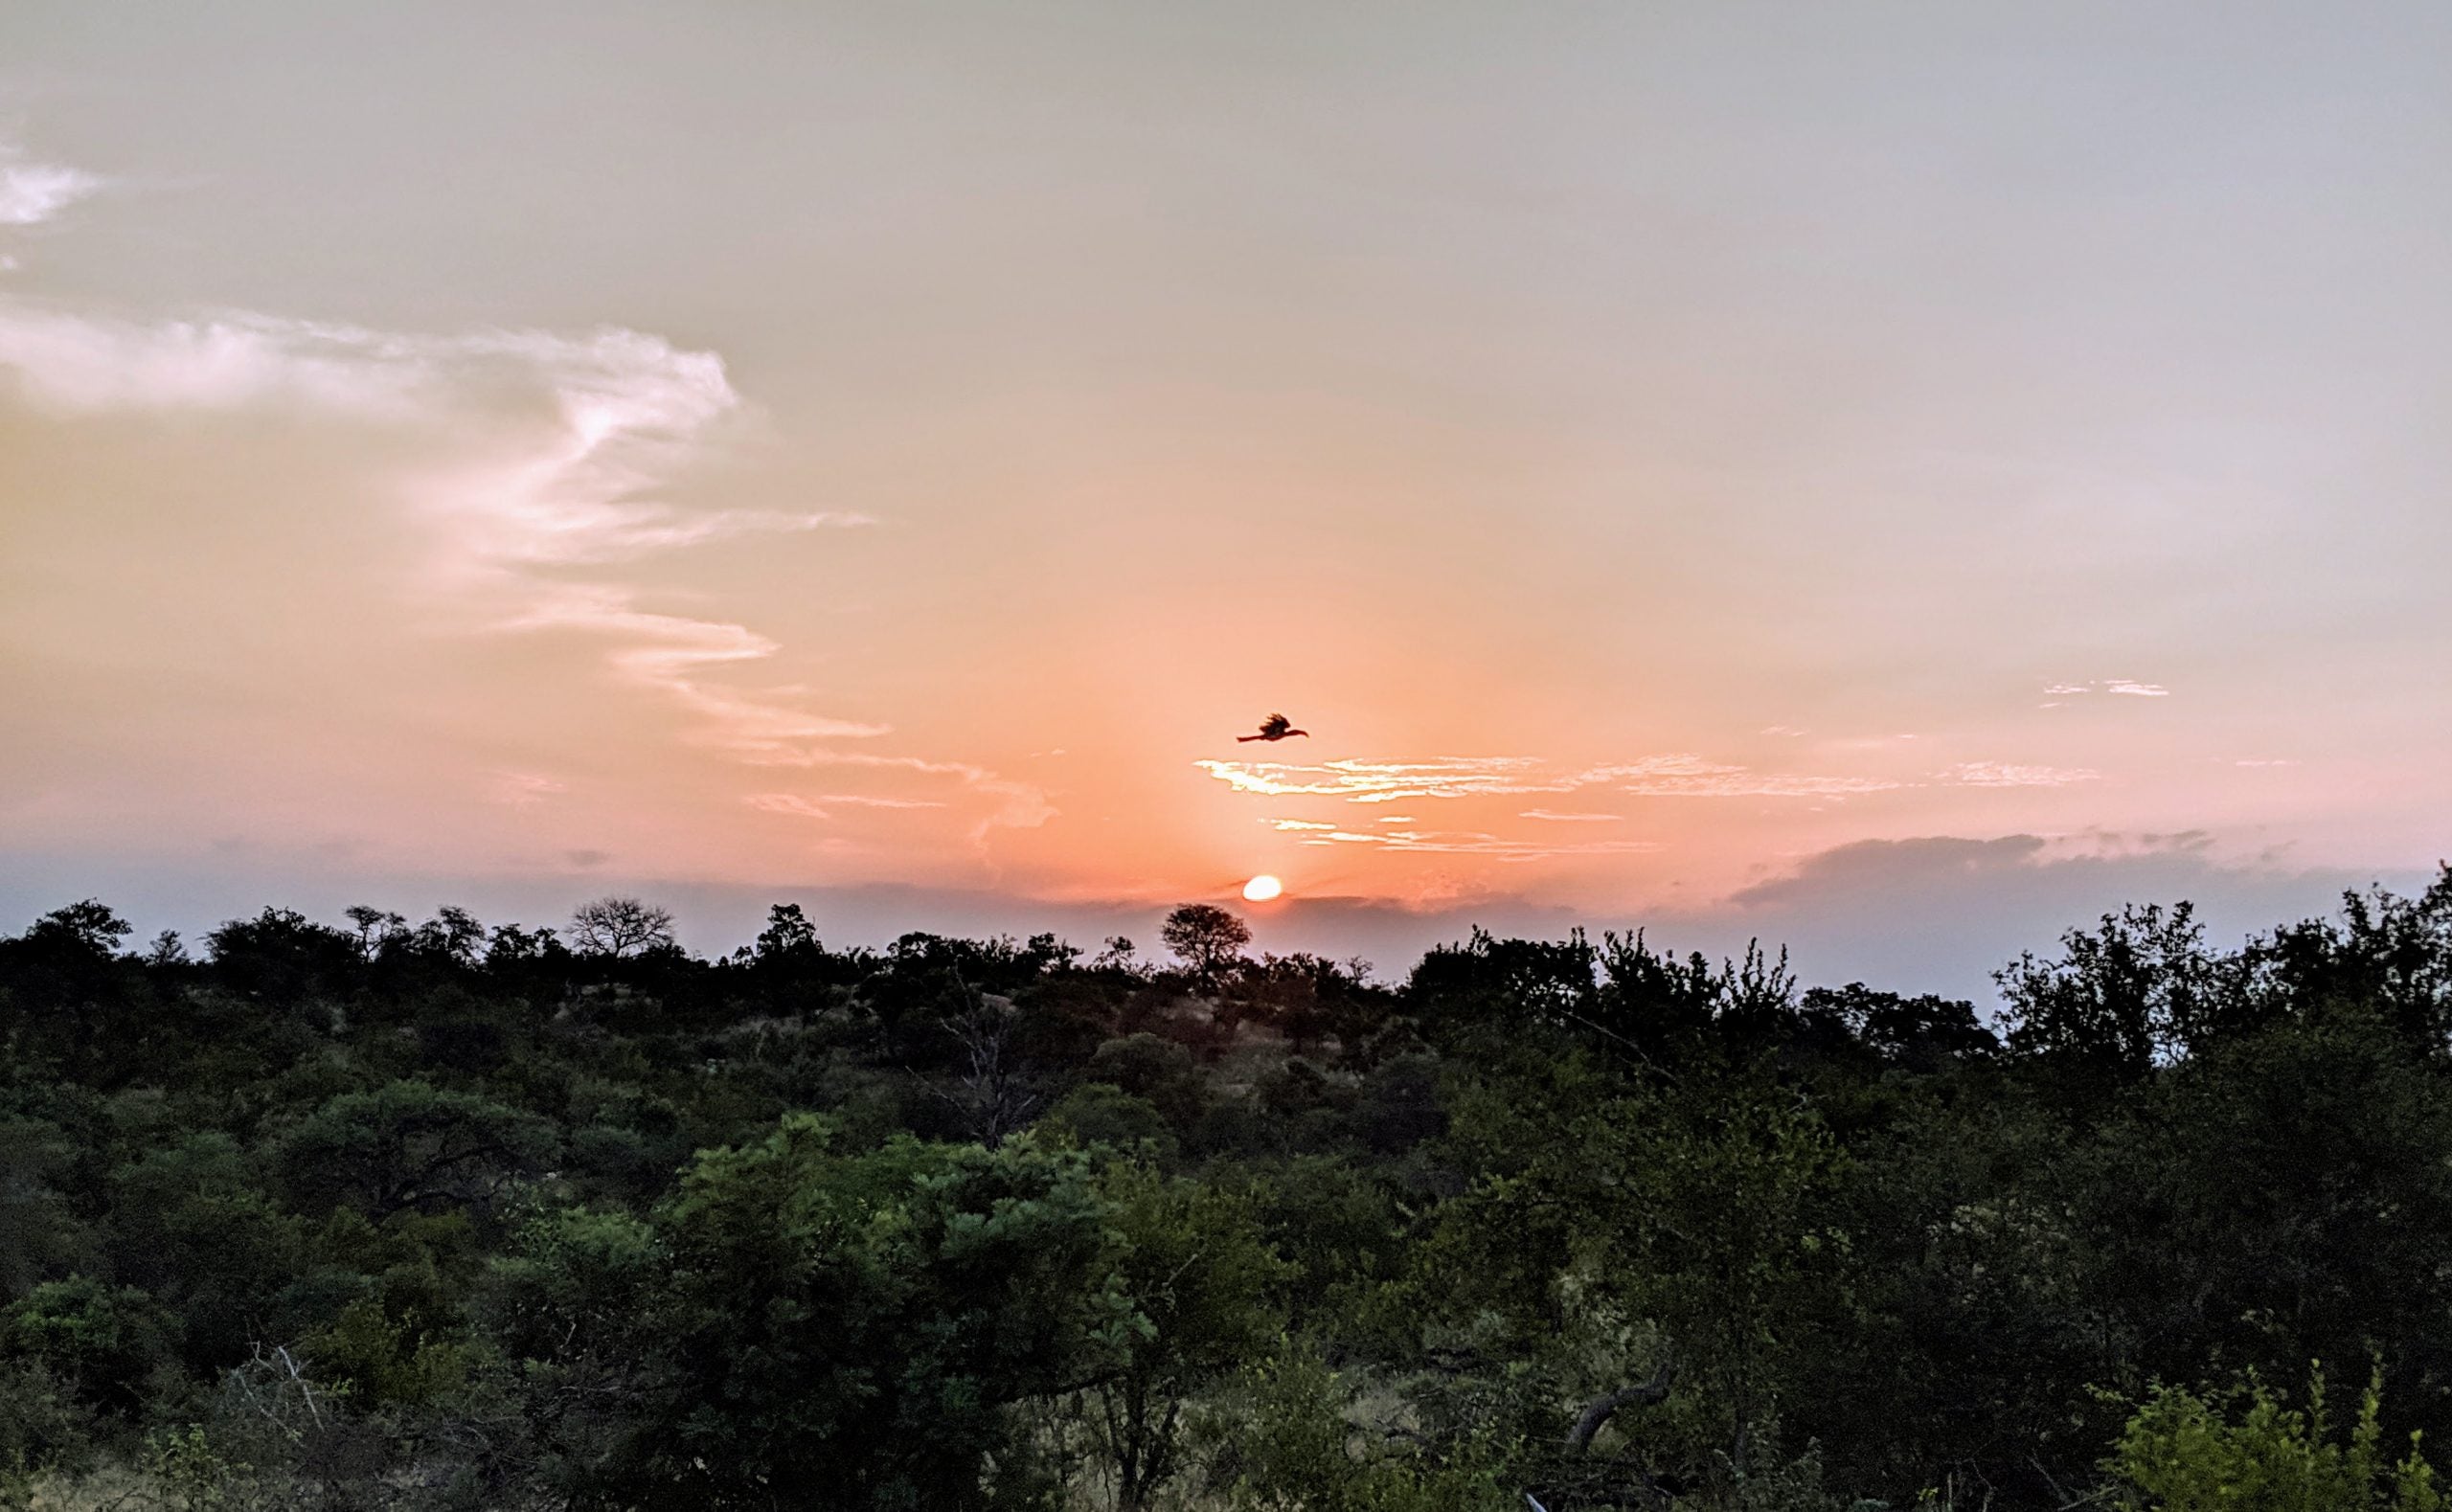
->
[1242, 875, 1283, 903]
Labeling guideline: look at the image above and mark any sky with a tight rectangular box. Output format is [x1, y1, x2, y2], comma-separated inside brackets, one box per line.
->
[3, 3, 2448, 1000]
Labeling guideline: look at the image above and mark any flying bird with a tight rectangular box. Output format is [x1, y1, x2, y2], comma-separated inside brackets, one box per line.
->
[1238, 713, 1308, 743]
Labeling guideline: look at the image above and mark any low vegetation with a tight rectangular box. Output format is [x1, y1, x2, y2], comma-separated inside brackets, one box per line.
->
[5, 872, 2452, 1510]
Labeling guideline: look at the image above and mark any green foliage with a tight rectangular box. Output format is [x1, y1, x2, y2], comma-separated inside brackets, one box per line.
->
[1999, 903, 2217, 1079]
[1421, 1060, 1857, 1495]
[1216, 1343, 1516, 1512]
[1085, 1033, 1207, 1130]
[1037, 1081, 1179, 1162]
[514, 1116, 1137, 1509]
[1081, 1162, 1288, 1509]
[266, 1078, 557, 1219]
[108, 1134, 306, 1371]
[0, 1357, 94, 1487]
[2110, 1368, 2441, 1512]
[7, 874, 2452, 1510]
[301, 1296, 471, 1409]
[4, 1274, 177, 1415]
[0, 1116, 88, 1300]
[141, 1423, 258, 1512]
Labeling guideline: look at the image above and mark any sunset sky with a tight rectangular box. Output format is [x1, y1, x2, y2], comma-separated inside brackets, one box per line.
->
[5, 4, 2449, 997]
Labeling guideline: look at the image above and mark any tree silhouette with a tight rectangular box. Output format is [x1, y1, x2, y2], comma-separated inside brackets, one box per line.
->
[1160, 904, 1251, 986]
[566, 896, 676, 958]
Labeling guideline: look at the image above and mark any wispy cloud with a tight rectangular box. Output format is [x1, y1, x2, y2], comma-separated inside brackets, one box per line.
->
[1521, 809, 1623, 822]
[2045, 678, 2171, 699]
[0, 147, 102, 229]
[745, 793, 833, 821]
[820, 794, 947, 809]
[741, 749, 1052, 840]
[491, 772, 567, 806]
[0, 144, 1052, 846]
[1602, 757, 1904, 798]
[1942, 761, 2101, 788]
[1196, 754, 1906, 804]
[0, 305, 866, 764]
[1296, 825, 1663, 862]
[1196, 756, 1549, 802]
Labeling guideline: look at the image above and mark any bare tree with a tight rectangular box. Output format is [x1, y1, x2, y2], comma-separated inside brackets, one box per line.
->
[566, 896, 677, 958]
[934, 983, 1040, 1148]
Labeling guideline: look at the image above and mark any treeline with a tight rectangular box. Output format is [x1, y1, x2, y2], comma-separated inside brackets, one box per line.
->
[4, 872, 2452, 1510]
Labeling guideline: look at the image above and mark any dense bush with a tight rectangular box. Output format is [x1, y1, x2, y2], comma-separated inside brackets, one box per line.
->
[0, 876, 2449, 1508]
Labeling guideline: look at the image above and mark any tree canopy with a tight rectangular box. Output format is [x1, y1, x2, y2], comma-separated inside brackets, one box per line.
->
[3, 873, 2452, 1509]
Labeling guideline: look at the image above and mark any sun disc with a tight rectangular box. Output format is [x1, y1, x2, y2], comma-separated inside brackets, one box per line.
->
[1242, 874, 1283, 902]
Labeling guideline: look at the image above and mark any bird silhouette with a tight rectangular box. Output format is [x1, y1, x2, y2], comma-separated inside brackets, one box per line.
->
[1237, 712, 1308, 742]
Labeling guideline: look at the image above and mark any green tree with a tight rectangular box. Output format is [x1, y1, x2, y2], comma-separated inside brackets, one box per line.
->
[547, 1116, 1137, 1510]
[0, 1117, 87, 1302]
[267, 1079, 557, 1220]
[1085, 1163, 1286, 1510]
[107, 1133, 306, 1372]
[4, 1275, 177, 1416]
[1999, 903, 2216, 1080]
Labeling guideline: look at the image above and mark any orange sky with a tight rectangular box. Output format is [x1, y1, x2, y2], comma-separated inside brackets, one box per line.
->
[4, 5, 2449, 991]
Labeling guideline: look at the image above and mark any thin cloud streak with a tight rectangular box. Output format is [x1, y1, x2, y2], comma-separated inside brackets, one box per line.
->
[2045, 679, 2172, 698]
[1943, 761, 2102, 788]
[1296, 824, 1663, 862]
[1196, 753, 1911, 804]
[745, 793, 832, 821]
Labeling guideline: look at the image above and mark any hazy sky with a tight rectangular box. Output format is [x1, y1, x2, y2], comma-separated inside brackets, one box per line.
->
[3, 4, 2447, 995]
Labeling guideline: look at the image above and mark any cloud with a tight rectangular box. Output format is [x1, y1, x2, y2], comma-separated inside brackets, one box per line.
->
[0, 150, 102, 229]
[2045, 679, 2171, 699]
[1700, 832, 2419, 1002]
[745, 793, 831, 821]
[746, 790, 952, 824]
[1196, 756, 1550, 802]
[0, 144, 1049, 847]
[1606, 761, 1903, 798]
[499, 583, 888, 754]
[1270, 819, 1339, 831]
[819, 794, 946, 810]
[1195, 753, 1907, 805]
[1298, 825, 1662, 862]
[741, 750, 1053, 840]
[1521, 809, 1623, 822]
[0, 303, 873, 764]
[491, 772, 566, 806]
[0, 307, 434, 414]
[1941, 761, 2101, 787]
[1729, 835, 2051, 907]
